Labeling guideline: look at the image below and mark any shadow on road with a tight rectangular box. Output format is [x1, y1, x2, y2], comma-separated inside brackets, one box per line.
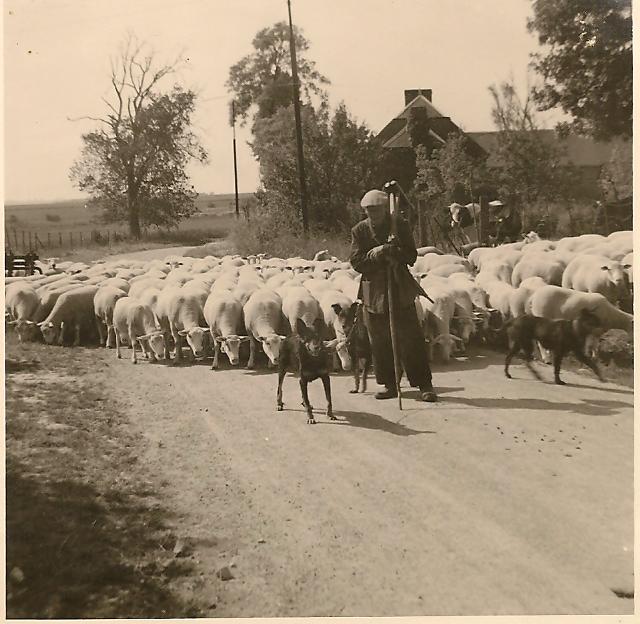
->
[330, 410, 437, 436]
[443, 395, 631, 417]
[560, 382, 634, 396]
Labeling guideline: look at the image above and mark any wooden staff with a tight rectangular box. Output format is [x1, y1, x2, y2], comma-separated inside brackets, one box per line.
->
[386, 187, 403, 410]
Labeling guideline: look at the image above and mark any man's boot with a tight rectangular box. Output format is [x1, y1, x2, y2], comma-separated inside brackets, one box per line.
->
[419, 385, 438, 402]
[375, 386, 398, 400]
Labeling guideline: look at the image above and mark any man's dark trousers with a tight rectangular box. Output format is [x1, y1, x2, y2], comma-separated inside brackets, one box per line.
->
[363, 303, 432, 389]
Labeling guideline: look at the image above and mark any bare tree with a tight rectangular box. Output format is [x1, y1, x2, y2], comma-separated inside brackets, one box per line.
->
[70, 35, 207, 238]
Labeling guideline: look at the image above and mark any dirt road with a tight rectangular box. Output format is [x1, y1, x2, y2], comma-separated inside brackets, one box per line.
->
[102, 345, 633, 616]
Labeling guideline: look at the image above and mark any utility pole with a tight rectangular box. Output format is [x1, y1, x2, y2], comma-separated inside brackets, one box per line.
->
[287, 0, 309, 236]
[231, 100, 240, 220]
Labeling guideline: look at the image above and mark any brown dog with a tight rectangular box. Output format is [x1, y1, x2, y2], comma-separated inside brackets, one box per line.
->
[504, 310, 605, 385]
[276, 318, 336, 424]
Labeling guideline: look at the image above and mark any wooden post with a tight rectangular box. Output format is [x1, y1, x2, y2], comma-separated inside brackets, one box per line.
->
[287, 0, 309, 236]
[21, 231, 25, 249]
[232, 101, 240, 221]
[28, 231, 33, 250]
[47, 232, 51, 248]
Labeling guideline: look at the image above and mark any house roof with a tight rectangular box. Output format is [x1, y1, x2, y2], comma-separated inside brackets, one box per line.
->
[378, 94, 486, 156]
[467, 130, 616, 168]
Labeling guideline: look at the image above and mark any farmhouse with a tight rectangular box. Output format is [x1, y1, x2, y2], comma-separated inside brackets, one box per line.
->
[378, 89, 623, 201]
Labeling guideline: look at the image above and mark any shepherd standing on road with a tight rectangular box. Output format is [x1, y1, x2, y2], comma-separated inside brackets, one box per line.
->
[350, 189, 438, 402]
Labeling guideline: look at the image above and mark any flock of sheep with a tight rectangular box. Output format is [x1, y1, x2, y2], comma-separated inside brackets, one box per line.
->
[5, 230, 633, 375]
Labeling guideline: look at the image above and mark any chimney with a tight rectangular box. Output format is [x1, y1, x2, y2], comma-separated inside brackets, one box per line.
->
[404, 89, 432, 105]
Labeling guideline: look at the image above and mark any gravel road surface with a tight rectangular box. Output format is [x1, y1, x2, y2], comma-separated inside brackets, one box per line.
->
[105, 346, 634, 616]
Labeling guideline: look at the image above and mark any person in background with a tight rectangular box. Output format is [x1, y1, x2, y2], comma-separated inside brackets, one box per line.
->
[489, 199, 522, 245]
[349, 189, 437, 402]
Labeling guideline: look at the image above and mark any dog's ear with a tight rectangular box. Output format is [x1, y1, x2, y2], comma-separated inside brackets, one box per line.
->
[345, 301, 358, 325]
[295, 318, 309, 337]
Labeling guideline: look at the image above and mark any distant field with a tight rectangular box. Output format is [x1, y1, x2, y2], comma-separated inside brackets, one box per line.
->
[4, 193, 256, 252]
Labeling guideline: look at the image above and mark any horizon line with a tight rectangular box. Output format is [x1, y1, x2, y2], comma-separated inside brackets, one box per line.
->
[4, 190, 257, 206]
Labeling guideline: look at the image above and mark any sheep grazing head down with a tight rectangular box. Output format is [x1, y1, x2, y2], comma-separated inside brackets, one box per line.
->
[39, 321, 61, 345]
[216, 334, 249, 365]
[10, 319, 41, 343]
[259, 333, 286, 365]
[138, 331, 166, 360]
[178, 327, 209, 358]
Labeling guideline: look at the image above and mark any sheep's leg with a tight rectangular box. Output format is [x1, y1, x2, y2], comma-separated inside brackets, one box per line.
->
[139, 337, 150, 359]
[106, 323, 115, 348]
[573, 349, 605, 383]
[114, 328, 122, 359]
[212, 339, 220, 370]
[130, 332, 138, 364]
[276, 368, 286, 411]
[247, 334, 257, 369]
[321, 375, 335, 420]
[300, 378, 315, 424]
[332, 351, 340, 373]
[537, 340, 552, 364]
[96, 316, 106, 346]
[163, 331, 172, 360]
[73, 322, 81, 347]
[58, 321, 65, 346]
[172, 329, 182, 362]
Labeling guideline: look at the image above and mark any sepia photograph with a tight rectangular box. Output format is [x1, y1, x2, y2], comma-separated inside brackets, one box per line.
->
[3, 0, 634, 618]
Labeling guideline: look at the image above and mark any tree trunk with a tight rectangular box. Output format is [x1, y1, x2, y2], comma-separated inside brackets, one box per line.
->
[127, 186, 141, 239]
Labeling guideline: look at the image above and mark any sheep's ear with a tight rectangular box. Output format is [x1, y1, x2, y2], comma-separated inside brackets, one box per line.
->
[214, 335, 225, 344]
[600, 265, 609, 271]
[240, 335, 250, 342]
[331, 303, 343, 315]
[178, 329, 189, 336]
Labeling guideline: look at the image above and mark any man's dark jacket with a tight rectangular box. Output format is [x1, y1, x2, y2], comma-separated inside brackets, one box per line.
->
[350, 216, 424, 314]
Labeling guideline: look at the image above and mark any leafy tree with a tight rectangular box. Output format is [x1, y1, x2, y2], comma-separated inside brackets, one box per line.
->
[598, 138, 632, 201]
[251, 99, 382, 232]
[70, 37, 207, 238]
[226, 22, 329, 126]
[414, 133, 487, 206]
[489, 80, 578, 207]
[528, 0, 632, 140]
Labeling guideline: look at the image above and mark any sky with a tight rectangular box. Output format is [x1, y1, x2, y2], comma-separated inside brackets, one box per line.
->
[3, 0, 562, 204]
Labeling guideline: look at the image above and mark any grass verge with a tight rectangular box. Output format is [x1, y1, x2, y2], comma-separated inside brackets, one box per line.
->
[5, 333, 207, 618]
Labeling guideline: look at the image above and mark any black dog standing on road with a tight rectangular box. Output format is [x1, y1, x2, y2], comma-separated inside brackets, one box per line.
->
[504, 310, 605, 385]
[277, 318, 336, 424]
[332, 301, 372, 393]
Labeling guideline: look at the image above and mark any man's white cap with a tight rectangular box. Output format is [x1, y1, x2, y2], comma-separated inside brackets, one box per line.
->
[488, 199, 505, 207]
[360, 189, 388, 208]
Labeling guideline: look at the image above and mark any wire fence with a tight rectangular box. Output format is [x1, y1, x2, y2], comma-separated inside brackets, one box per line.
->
[4, 228, 129, 252]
